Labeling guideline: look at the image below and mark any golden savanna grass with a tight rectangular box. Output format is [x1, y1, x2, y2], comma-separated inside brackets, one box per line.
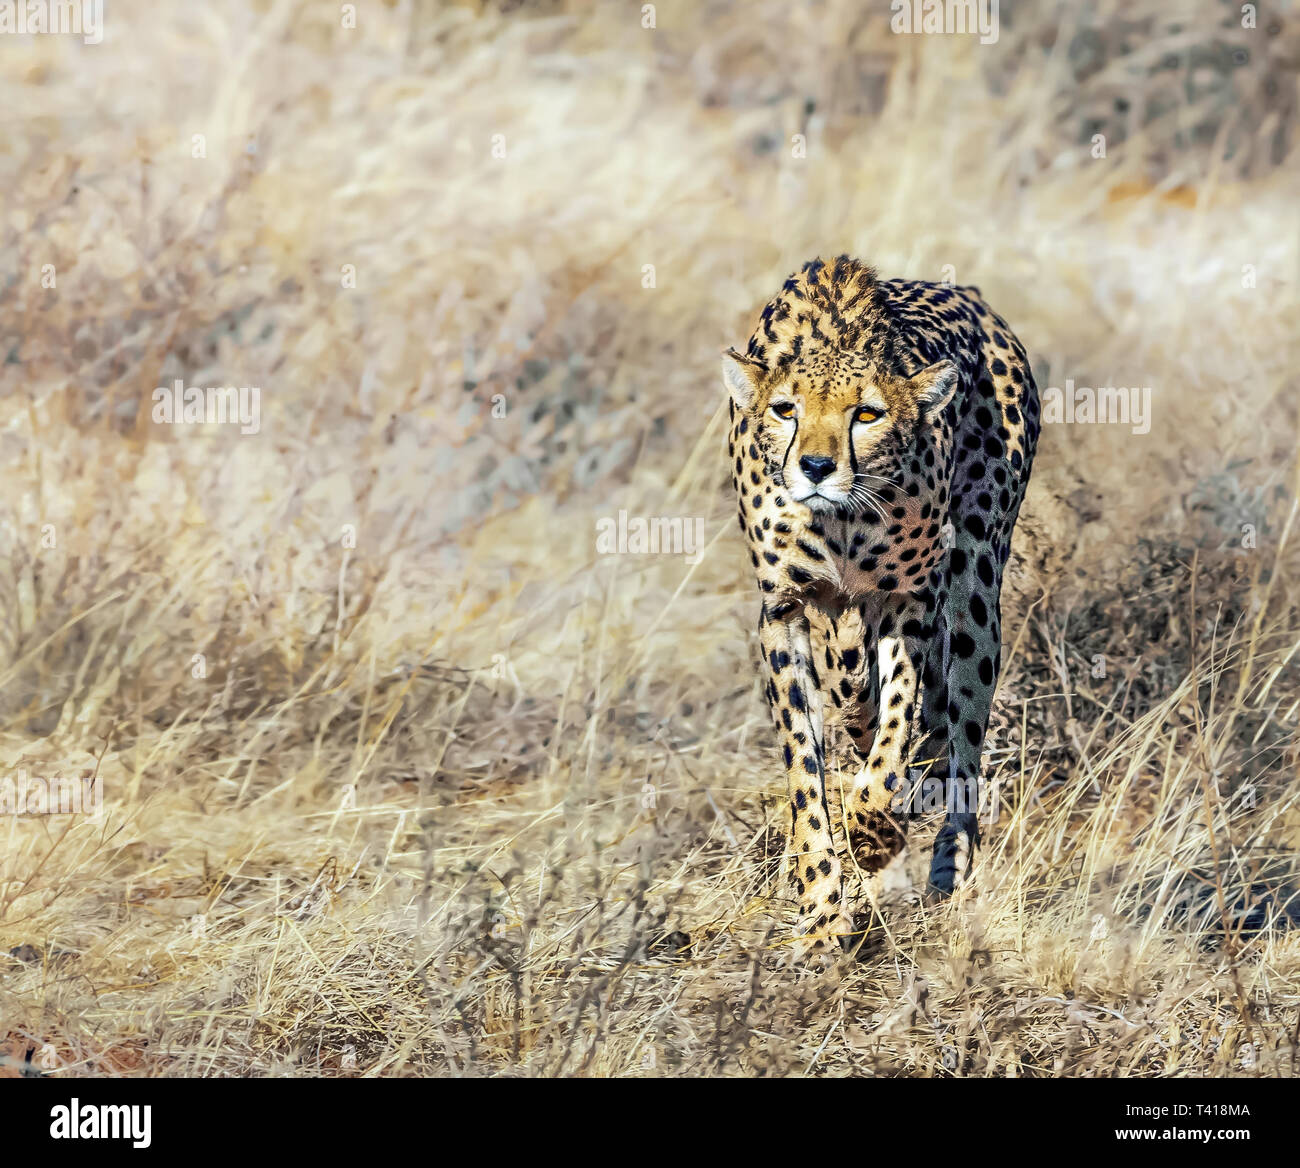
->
[1, 0, 1298, 1076]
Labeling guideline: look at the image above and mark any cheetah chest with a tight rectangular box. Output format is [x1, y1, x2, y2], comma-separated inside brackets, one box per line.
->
[791, 497, 947, 602]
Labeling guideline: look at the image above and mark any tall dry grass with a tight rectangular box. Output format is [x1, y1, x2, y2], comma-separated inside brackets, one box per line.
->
[0, 0, 1298, 1076]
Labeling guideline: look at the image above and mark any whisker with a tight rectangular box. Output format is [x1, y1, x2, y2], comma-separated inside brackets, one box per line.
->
[846, 483, 885, 521]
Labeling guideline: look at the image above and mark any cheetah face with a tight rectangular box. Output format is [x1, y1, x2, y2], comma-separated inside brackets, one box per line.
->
[723, 349, 959, 516]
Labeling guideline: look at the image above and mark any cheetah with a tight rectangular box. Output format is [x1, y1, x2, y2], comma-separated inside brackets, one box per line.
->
[723, 256, 1040, 958]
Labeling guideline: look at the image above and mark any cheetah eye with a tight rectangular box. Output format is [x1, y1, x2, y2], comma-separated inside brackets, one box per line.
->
[770, 401, 796, 419]
[854, 406, 884, 425]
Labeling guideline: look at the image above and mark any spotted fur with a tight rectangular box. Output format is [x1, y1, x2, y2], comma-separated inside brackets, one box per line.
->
[723, 256, 1040, 957]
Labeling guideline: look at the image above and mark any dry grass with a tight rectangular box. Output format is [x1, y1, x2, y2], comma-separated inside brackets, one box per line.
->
[1, 0, 1298, 1077]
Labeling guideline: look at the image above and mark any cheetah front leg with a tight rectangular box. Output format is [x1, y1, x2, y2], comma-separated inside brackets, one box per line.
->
[846, 595, 931, 856]
[928, 538, 1001, 897]
[758, 603, 854, 958]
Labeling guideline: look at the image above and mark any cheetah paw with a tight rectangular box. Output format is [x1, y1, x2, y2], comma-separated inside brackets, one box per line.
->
[847, 808, 908, 875]
[928, 819, 977, 898]
[790, 910, 858, 965]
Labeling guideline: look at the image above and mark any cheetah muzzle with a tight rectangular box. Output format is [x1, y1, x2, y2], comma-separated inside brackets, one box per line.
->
[723, 255, 1040, 959]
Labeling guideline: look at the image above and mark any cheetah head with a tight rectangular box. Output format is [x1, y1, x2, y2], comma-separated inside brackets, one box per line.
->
[722, 347, 958, 516]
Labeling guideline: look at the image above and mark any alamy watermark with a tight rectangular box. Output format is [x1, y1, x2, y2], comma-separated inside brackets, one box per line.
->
[595, 511, 707, 563]
[890, 0, 999, 45]
[1042, 379, 1152, 435]
[152, 381, 261, 435]
[1, 769, 102, 817]
[0, 0, 102, 44]
[50, 1101, 150, 1149]
[888, 769, 999, 825]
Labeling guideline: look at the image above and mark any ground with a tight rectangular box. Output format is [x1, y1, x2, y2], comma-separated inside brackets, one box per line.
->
[0, 0, 1298, 1077]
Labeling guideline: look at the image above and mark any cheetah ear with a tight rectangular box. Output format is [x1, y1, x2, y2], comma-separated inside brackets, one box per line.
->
[721, 347, 765, 409]
[911, 360, 959, 420]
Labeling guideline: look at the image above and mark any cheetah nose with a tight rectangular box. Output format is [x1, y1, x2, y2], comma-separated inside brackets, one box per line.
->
[799, 455, 836, 484]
